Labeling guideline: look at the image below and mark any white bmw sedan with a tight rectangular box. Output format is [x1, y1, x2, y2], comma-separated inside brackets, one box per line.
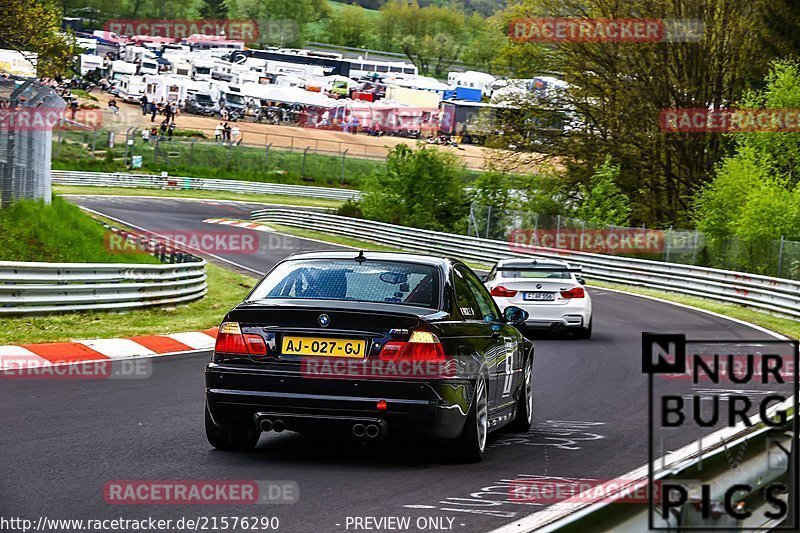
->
[484, 258, 593, 338]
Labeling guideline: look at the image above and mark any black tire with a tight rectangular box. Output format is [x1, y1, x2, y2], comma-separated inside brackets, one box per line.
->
[455, 374, 488, 462]
[510, 356, 533, 432]
[205, 403, 259, 451]
[575, 319, 593, 339]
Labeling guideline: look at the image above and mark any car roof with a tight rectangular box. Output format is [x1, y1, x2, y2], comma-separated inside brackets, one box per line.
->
[283, 250, 452, 269]
[497, 257, 570, 268]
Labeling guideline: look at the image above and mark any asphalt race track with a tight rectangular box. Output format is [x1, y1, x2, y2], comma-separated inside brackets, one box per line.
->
[0, 196, 786, 533]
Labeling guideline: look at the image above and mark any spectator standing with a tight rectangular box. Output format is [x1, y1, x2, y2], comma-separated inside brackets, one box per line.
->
[140, 94, 148, 115]
[167, 121, 175, 140]
[150, 102, 157, 122]
[141, 128, 150, 144]
[214, 122, 223, 143]
[231, 124, 240, 144]
[223, 122, 232, 144]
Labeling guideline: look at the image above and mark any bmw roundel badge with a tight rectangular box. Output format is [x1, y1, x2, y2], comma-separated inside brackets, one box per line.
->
[318, 314, 330, 327]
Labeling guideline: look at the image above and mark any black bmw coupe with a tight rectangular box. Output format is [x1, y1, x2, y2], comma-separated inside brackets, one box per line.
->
[205, 251, 534, 461]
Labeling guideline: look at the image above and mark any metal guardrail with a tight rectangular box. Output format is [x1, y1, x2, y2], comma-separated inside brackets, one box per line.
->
[0, 227, 207, 316]
[51, 170, 362, 202]
[250, 209, 800, 318]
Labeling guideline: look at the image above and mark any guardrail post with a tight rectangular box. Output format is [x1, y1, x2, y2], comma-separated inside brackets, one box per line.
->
[340, 149, 348, 183]
[301, 146, 310, 179]
[778, 235, 785, 277]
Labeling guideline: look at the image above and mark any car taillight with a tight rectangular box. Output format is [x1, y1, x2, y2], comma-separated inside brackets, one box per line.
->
[490, 285, 518, 298]
[379, 330, 447, 362]
[214, 322, 268, 357]
[560, 286, 585, 299]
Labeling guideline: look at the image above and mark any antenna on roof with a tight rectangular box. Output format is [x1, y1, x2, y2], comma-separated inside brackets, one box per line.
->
[354, 250, 367, 264]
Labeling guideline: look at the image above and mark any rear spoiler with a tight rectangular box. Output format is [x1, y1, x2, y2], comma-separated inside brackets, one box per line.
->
[497, 266, 583, 272]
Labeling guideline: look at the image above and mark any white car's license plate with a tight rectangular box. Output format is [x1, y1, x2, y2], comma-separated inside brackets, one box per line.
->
[524, 292, 555, 301]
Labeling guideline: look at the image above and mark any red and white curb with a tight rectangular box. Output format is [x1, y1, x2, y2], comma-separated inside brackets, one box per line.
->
[0, 328, 218, 370]
[203, 218, 274, 232]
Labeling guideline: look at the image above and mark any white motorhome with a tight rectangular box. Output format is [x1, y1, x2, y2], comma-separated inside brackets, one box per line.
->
[78, 54, 103, 76]
[122, 45, 151, 64]
[171, 57, 193, 78]
[117, 75, 147, 103]
[144, 74, 189, 104]
[191, 56, 215, 80]
[139, 57, 160, 76]
[0, 49, 37, 77]
[448, 70, 496, 97]
[108, 60, 136, 82]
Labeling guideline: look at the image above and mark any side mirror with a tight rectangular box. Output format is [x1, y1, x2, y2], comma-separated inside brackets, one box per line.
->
[504, 306, 529, 325]
[577, 277, 586, 285]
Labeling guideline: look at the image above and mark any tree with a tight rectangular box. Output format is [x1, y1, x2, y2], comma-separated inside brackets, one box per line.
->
[575, 157, 631, 226]
[200, 0, 229, 19]
[229, 0, 331, 47]
[380, 0, 468, 76]
[360, 144, 468, 232]
[0, 0, 73, 77]
[324, 4, 371, 48]
[488, 0, 800, 226]
[693, 60, 800, 270]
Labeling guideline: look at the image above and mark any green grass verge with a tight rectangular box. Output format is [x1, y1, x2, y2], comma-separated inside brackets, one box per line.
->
[52, 133, 382, 189]
[0, 197, 158, 264]
[0, 263, 256, 344]
[53, 185, 345, 209]
[589, 280, 800, 338]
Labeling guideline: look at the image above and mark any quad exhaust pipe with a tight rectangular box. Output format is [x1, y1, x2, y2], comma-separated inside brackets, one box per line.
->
[353, 423, 382, 439]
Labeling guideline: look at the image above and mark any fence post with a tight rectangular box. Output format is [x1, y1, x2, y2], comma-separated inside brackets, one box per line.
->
[188, 139, 195, 166]
[664, 226, 673, 262]
[265, 142, 272, 169]
[56, 126, 62, 159]
[555, 215, 561, 246]
[226, 143, 232, 169]
[580, 220, 585, 251]
[778, 235, 785, 277]
[468, 204, 474, 238]
[91, 130, 97, 157]
[301, 146, 310, 179]
[485, 205, 492, 239]
[692, 230, 700, 264]
[340, 149, 348, 183]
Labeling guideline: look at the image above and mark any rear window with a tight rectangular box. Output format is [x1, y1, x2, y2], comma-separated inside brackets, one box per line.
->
[248, 260, 440, 308]
[500, 267, 572, 279]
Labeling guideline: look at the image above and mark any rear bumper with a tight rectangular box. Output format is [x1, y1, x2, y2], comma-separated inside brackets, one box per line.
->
[205, 363, 473, 440]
